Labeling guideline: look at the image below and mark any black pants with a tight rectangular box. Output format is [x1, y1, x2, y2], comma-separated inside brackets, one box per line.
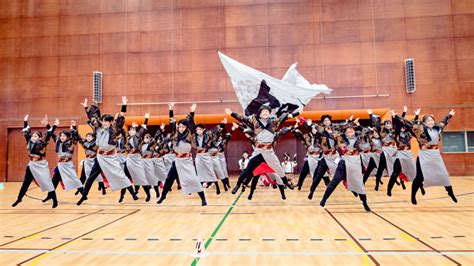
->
[373, 152, 388, 190]
[387, 159, 402, 196]
[320, 160, 369, 209]
[80, 163, 105, 192]
[236, 154, 266, 187]
[159, 162, 206, 203]
[309, 158, 331, 194]
[297, 161, 310, 189]
[362, 157, 377, 184]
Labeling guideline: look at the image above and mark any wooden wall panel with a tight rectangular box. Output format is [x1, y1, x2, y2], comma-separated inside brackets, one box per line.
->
[0, 0, 473, 179]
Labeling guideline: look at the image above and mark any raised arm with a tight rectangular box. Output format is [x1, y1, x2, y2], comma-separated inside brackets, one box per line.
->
[439, 109, 455, 129]
[187, 103, 197, 133]
[22, 115, 31, 143]
[45, 118, 59, 145]
[168, 102, 176, 135]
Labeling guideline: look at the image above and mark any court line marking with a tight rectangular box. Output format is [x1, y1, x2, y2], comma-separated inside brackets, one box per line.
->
[191, 190, 243, 266]
[17, 210, 139, 266]
[371, 211, 462, 265]
[1, 249, 473, 256]
[0, 210, 103, 247]
[326, 209, 379, 266]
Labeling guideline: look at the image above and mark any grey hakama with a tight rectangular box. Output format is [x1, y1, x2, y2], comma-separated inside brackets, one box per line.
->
[419, 149, 451, 187]
[96, 153, 132, 191]
[217, 152, 229, 178]
[382, 146, 397, 175]
[209, 148, 226, 180]
[397, 150, 416, 182]
[57, 161, 83, 191]
[126, 153, 148, 186]
[251, 130, 285, 184]
[116, 153, 127, 168]
[163, 153, 176, 173]
[359, 142, 372, 169]
[174, 142, 203, 195]
[307, 147, 322, 178]
[322, 154, 339, 176]
[28, 160, 55, 192]
[56, 149, 83, 191]
[343, 155, 365, 194]
[196, 152, 218, 182]
[142, 144, 158, 186]
[153, 157, 168, 182]
[82, 157, 103, 182]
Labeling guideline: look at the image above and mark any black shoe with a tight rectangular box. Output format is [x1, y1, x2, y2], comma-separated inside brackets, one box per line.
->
[387, 190, 392, 197]
[74, 189, 80, 195]
[297, 185, 302, 191]
[12, 199, 21, 207]
[145, 194, 151, 202]
[52, 200, 58, 209]
[308, 191, 314, 200]
[201, 200, 207, 206]
[231, 186, 240, 194]
[241, 186, 246, 192]
[77, 197, 86, 206]
[157, 197, 166, 204]
[177, 186, 181, 190]
[101, 187, 106, 195]
[448, 193, 458, 203]
[362, 202, 371, 212]
[42, 196, 51, 203]
[420, 187, 426, 195]
[411, 196, 417, 205]
[118, 194, 125, 203]
[401, 181, 406, 190]
[352, 191, 359, 197]
[374, 182, 379, 191]
[319, 200, 326, 207]
[286, 182, 294, 190]
[132, 194, 139, 201]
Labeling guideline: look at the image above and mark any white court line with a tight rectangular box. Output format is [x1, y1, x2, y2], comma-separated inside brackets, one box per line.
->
[0, 249, 473, 256]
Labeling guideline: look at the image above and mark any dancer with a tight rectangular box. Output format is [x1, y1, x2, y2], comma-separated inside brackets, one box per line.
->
[157, 103, 207, 206]
[211, 120, 234, 191]
[76, 131, 106, 196]
[320, 119, 371, 211]
[77, 97, 138, 205]
[292, 118, 324, 198]
[12, 115, 59, 208]
[193, 123, 221, 195]
[141, 132, 159, 202]
[120, 114, 150, 203]
[152, 123, 168, 198]
[43, 120, 84, 202]
[228, 104, 297, 199]
[411, 109, 457, 205]
[386, 107, 420, 196]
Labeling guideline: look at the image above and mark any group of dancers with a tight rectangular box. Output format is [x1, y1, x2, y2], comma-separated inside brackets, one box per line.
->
[11, 97, 458, 211]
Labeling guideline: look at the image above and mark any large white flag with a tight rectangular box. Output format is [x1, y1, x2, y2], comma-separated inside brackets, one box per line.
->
[218, 51, 332, 116]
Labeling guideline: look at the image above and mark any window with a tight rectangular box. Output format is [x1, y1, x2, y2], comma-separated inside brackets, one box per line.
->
[468, 132, 474, 152]
[442, 131, 474, 153]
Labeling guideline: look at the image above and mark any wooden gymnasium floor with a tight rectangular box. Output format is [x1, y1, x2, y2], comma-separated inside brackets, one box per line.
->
[0, 176, 473, 265]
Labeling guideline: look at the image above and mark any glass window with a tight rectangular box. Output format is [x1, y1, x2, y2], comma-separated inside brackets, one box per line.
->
[467, 131, 474, 152]
[442, 132, 466, 152]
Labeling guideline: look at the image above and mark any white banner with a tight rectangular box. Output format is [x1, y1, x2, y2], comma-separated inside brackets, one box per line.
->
[218, 51, 332, 115]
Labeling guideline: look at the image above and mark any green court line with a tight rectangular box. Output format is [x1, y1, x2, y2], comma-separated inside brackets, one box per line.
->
[191, 191, 243, 266]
